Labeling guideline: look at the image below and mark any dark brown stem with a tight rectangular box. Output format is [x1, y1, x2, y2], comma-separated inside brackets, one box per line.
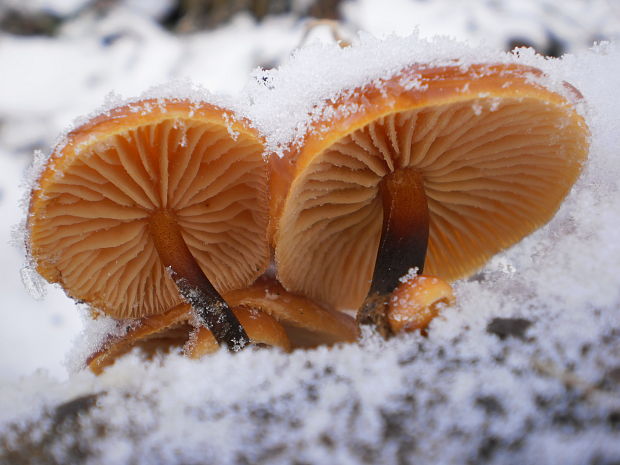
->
[358, 168, 430, 333]
[370, 167, 429, 294]
[149, 210, 249, 351]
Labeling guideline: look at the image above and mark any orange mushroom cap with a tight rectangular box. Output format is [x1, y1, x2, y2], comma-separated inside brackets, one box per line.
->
[271, 63, 589, 311]
[28, 98, 270, 319]
[388, 274, 456, 333]
[224, 278, 358, 347]
[86, 278, 357, 374]
[86, 303, 292, 375]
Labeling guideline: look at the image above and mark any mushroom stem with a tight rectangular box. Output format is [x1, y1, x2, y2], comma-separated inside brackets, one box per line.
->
[358, 167, 432, 337]
[149, 210, 249, 350]
[371, 167, 429, 294]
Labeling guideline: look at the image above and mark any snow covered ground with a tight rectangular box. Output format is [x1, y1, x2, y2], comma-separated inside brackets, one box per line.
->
[1, 1, 620, 464]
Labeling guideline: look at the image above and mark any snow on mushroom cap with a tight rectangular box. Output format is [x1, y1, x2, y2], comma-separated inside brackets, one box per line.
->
[244, 33, 587, 158]
[27, 96, 269, 319]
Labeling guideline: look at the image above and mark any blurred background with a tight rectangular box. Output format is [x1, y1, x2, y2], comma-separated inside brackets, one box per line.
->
[1, 0, 620, 382]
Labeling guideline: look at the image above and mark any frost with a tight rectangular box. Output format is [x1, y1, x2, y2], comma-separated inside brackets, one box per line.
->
[65, 309, 140, 374]
[397, 267, 418, 284]
[12, 149, 54, 301]
[19, 264, 47, 301]
[171, 119, 188, 147]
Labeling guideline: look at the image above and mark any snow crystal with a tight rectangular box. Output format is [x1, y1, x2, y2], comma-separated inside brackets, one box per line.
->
[19, 264, 47, 301]
[15, 149, 55, 302]
[64, 309, 140, 374]
[397, 267, 418, 284]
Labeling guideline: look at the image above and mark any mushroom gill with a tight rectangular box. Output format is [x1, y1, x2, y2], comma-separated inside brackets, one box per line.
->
[28, 99, 270, 347]
[272, 64, 589, 315]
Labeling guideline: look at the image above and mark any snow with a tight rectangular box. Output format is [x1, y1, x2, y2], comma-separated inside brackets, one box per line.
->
[1, 1, 620, 464]
[244, 33, 591, 156]
[344, 0, 620, 52]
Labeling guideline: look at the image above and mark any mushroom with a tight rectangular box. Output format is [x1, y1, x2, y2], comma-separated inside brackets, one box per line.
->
[270, 63, 589, 335]
[222, 277, 358, 348]
[87, 278, 358, 373]
[87, 303, 290, 375]
[28, 97, 270, 349]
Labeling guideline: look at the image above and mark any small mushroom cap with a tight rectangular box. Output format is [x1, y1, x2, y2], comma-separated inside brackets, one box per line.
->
[28, 98, 269, 318]
[388, 275, 455, 333]
[272, 63, 589, 310]
[224, 278, 358, 347]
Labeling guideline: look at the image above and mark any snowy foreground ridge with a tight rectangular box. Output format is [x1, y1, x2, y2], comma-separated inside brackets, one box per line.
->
[3, 36, 620, 464]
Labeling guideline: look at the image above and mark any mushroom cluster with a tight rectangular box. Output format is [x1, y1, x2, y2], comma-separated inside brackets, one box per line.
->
[28, 98, 357, 372]
[26, 60, 589, 373]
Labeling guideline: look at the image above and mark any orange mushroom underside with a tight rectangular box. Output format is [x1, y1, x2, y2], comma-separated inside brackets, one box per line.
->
[28, 100, 270, 320]
[272, 64, 589, 311]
